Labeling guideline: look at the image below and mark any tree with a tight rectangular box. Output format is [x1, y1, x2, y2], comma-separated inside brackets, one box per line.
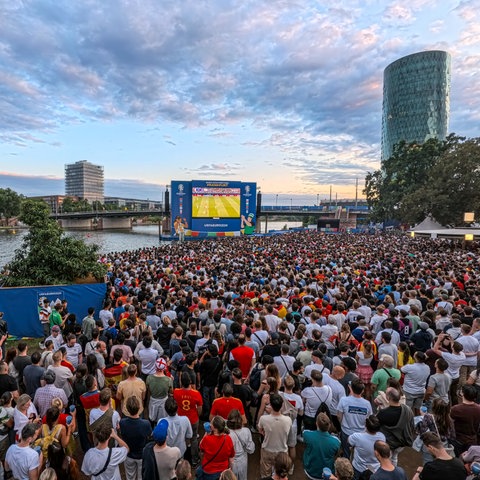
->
[411, 138, 480, 225]
[363, 134, 472, 225]
[0, 188, 23, 225]
[1, 199, 106, 287]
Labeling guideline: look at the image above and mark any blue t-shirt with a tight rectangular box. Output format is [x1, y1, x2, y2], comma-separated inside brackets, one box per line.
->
[371, 466, 408, 480]
[303, 430, 340, 479]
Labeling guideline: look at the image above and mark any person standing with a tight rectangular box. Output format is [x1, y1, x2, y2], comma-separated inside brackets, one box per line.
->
[432, 333, 465, 405]
[199, 416, 235, 480]
[401, 351, 430, 415]
[174, 372, 203, 466]
[450, 384, 480, 453]
[5, 423, 42, 480]
[348, 415, 386, 479]
[146, 357, 173, 423]
[81, 423, 129, 480]
[142, 419, 181, 480]
[119, 396, 152, 480]
[164, 397, 193, 458]
[337, 380, 372, 459]
[377, 387, 415, 466]
[370, 440, 408, 480]
[424, 358, 451, 407]
[303, 413, 341, 479]
[13, 342, 31, 394]
[301, 370, 332, 431]
[116, 364, 147, 418]
[81, 307, 97, 343]
[371, 355, 401, 399]
[227, 409, 255, 480]
[413, 432, 467, 480]
[258, 393, 293, 478]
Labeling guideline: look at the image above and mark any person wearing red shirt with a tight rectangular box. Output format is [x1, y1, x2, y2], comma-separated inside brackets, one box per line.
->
[199, 415, 235, 479]
[209, 384, 246, 424]
[173, 371, 203, 465]
[229, 335, 255, 379]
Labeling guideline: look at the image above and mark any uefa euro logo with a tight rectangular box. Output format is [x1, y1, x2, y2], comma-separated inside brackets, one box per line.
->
[245, 185, 250, 194]
[178, 184, 184, 193]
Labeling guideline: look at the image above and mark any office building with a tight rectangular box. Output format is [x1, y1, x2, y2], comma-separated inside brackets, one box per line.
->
[381, 50, 451, 161]
[65, 160, 104, 202]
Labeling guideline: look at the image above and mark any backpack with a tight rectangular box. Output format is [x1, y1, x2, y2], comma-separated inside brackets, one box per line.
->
[279, 392, 298, 421]
[34, 424, 62, 459]
[313, 386, 333, 421]
[197, 338, 213, 357]
[248, 364, 263, 391]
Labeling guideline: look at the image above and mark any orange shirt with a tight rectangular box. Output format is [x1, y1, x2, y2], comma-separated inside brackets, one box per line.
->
[174, 388, 203, 424]
[210, 396, 245, 419]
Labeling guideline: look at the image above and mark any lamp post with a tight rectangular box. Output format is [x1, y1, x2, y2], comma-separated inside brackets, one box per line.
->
[290, 198, 293, 210]
[316, 194, 319, 207]
[276, 194, 278, 208]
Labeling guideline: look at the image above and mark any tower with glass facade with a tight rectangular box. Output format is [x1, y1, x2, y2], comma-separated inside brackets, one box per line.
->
[65, 160, 104, 203]
[381, 50, 451, 161]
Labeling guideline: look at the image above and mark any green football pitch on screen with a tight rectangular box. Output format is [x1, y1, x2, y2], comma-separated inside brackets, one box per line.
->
[192, 195, 241, 218]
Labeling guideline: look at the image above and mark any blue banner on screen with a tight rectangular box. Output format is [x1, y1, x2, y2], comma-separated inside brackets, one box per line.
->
[0, 283, 107, 338]
[171, 180, 256, 234]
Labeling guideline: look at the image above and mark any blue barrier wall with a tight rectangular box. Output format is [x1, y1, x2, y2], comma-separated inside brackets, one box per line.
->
[0, 283, 107, 338]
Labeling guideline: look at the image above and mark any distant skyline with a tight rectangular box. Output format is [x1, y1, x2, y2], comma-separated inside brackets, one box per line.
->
[1, 1, 479, 199]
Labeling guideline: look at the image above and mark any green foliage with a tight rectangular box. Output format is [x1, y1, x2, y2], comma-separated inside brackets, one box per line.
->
[364, 134, 480, 226]
[2, 199, 106, 287]
[61, 197, 93, 212]
[0, 188, 23, 224]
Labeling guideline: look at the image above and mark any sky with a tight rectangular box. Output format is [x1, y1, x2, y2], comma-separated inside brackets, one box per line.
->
[1, 0, 479, 204]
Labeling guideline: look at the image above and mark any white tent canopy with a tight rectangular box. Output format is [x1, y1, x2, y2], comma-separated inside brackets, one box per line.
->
[413, 215, 445, 230]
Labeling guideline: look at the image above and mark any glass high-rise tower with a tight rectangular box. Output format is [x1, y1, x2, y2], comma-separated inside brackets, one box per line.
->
[381, 50, 451, 161]
[65, 160, 104, 203]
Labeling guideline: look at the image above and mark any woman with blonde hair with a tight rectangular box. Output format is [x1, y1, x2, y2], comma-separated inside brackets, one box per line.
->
[227, 409, 254, 480]
[13, 393, 38, 440]
[330, 458, 354, 480]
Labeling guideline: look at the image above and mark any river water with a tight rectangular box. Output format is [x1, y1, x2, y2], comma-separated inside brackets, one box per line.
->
[0, 221, 303, 269]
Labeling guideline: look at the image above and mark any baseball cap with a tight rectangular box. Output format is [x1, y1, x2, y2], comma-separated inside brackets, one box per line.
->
[153, 419, 168, 443]
[51, 325, 61, 333]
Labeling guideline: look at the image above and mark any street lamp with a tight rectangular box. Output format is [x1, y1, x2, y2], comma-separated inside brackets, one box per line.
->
[290, 198, 293, 210]
[276, 194, 278, 207]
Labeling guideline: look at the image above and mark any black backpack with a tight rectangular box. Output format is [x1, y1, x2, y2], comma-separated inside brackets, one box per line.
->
[248, 364, 263, 391]
[313, 387, 333, 421]
[197, 338, 213, 357]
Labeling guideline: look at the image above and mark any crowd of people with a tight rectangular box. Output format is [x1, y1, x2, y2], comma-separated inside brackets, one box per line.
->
[1, 231, 480, 480]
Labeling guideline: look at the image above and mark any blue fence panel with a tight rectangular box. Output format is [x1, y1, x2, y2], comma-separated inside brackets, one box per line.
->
[0, 283, 107, 338]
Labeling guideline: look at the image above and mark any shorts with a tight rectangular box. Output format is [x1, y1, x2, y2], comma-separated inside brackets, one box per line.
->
[405, 392, 424, 409]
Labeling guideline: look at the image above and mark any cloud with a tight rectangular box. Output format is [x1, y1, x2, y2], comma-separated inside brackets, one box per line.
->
[0, 172, 166, 200]
[0, 0, 479, 192]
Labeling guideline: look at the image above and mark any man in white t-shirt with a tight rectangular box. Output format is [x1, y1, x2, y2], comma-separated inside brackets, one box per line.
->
[337, 379, 372, 459]
[5, 424, 41, 480]
[348, 415, 386, 478]
[401, 351, 430, 415]
[456, 324, 480, 389]
[322, 366, 347, 431]
[304, 350, 331, 379]
[301, 370, 332, 431]
[432, 333, 465, 405]
[258, 393, 292, 478]
[82, 422, 129, 480]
